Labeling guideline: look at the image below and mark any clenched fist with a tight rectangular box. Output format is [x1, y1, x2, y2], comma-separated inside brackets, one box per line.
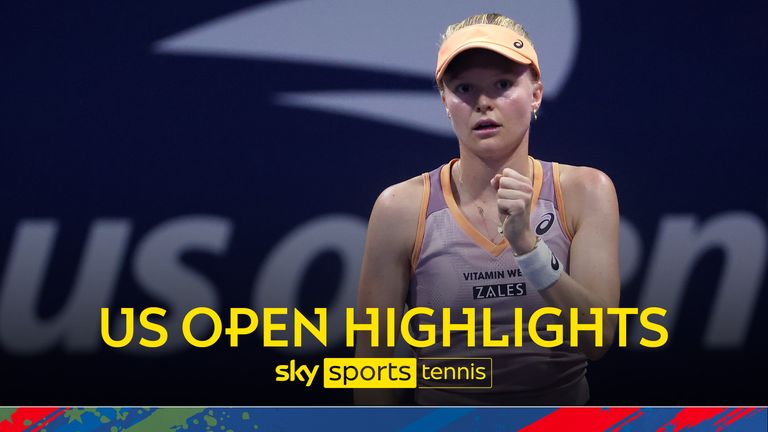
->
[491, 168, 538, 255]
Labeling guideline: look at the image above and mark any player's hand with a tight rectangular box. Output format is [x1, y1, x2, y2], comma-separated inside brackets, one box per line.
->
[491, 168, 537, 254]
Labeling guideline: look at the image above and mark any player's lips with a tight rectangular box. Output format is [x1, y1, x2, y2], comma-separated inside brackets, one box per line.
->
[472, 119, 501, 130]
[472, 119, 501, 137]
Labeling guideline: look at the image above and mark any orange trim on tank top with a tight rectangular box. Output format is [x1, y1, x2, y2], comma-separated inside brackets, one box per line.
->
[529, 157, 543, 217]
[552, 162, 574, 241]
[410, 172, 430, 272]
[440, 157, 543, 257]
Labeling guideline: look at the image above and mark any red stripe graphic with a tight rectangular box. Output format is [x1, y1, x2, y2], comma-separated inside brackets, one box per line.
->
[0, 408, 60, 432]
[28, 408, 68, 432]
[716, 408, 764, 431]
[657, 408, 728, 432]
[713, 408, 746, 429]
[520, 408, 641, 432]
[610, 410, 644, 431]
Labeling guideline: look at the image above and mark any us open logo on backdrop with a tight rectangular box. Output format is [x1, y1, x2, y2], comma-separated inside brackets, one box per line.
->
[147, 1, 768, 350]
[153, 0, 580, 137]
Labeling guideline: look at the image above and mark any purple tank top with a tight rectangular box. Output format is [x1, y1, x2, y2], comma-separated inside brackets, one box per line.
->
[408, 158, 589, 405]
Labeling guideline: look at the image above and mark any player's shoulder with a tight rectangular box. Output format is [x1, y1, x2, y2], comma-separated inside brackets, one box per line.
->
[372, 175, 425, 220]
[556, 163, 618, 233]
[366, 175, 426, 258]
[557, 163, 616, 200]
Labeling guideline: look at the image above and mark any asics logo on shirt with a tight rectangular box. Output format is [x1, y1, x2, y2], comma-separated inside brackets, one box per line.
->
[536, 213, 555, 235]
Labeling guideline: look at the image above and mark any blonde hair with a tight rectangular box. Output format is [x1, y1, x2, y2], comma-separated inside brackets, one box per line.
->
[437, 13, 537, 91]
[440, 13, 534, 47]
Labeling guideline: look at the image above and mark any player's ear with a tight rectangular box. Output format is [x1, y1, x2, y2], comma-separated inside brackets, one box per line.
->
[441, 89, 451, 119]
[531, 80, 543, 112]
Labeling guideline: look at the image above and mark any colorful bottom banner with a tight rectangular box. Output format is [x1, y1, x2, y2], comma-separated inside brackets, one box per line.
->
[0, 407, 765, 432]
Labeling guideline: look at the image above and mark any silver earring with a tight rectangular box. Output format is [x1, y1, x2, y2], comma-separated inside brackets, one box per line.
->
[533, 110, 538, 121]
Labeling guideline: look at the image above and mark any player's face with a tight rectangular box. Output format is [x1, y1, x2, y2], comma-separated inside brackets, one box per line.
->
[442, 49, 542, 158]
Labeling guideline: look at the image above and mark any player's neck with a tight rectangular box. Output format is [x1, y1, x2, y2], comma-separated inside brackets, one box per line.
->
[454, 146, 531, 201]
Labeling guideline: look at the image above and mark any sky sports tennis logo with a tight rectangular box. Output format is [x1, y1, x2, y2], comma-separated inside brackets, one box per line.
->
[275, 357, 492, 389]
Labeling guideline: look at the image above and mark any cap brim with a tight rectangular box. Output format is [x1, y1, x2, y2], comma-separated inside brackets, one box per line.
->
[436, 42, 534, 83]
[435, 24, 541, 84]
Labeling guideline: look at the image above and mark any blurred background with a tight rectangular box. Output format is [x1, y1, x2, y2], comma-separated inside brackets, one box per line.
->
[1, 0, 766, 405]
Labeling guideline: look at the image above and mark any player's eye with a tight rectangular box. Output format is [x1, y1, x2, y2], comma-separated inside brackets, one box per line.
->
[497, 79, 512, 90]
[455, 83, 472, 94]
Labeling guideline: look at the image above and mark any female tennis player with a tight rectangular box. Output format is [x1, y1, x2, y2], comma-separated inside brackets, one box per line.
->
[355, 13, 620, 405]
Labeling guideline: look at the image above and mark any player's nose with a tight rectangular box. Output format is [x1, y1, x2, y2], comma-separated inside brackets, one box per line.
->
[475, 93, 494, 113]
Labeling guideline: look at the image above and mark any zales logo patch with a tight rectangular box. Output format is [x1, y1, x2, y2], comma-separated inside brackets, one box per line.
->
[473, 283, 527, 299]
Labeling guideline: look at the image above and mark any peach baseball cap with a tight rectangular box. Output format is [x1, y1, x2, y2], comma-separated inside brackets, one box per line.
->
[435, 24, 541, 84]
